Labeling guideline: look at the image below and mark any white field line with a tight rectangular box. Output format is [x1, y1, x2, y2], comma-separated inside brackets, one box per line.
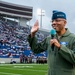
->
[13, 66, 47, 72]
[0, 72, 21, 75]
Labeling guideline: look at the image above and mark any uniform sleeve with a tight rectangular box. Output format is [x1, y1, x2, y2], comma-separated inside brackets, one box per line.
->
[58, 38, 75, 65]
[27, 34, 48, 54]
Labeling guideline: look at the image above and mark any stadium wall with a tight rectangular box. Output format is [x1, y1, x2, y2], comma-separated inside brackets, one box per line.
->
[0, 58, 20, 64]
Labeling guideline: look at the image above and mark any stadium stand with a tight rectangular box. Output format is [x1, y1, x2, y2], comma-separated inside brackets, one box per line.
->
[0, 0, 33, 19]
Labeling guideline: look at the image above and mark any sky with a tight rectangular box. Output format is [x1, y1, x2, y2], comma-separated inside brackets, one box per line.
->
[1, 0, 75, 33]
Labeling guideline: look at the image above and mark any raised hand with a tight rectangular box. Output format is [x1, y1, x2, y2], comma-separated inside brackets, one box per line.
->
[31, 20, 39, 37]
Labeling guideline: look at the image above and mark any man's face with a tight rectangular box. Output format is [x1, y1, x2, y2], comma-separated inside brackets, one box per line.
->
[51, 18, 66, 32]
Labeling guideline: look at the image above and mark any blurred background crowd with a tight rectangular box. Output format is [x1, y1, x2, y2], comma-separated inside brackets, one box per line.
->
[0, 17, 49, 64]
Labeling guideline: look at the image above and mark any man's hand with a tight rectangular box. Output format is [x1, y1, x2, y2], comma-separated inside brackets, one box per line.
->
[31, 20, 39, 37]
[50, 39, 60, 49]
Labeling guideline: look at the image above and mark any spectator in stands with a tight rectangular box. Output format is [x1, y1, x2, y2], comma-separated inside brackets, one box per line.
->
[25, 55, 28, 63]
[20, 54, 22, 63]
[27, 10, 75, 75]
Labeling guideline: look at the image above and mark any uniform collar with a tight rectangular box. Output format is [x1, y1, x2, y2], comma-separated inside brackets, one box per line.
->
[60, 28, 71, 37]
[56, 28, 71, 37]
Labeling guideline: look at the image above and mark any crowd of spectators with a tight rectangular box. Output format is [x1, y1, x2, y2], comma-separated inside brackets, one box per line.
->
[0, 17, 49, 63]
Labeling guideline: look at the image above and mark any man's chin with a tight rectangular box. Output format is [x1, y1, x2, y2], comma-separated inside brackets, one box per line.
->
[56, 30, 60, 33]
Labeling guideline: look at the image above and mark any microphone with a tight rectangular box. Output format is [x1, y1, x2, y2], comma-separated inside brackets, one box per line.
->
[50, 29, 56, 51]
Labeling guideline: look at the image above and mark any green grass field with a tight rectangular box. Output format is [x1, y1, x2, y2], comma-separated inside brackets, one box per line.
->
[0, 64, 48, 75]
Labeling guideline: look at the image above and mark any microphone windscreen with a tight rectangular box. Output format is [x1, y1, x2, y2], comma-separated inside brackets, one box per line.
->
[50, 29, 56, 35]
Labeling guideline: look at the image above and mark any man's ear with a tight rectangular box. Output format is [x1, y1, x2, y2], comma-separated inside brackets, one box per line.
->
[64, 20, 67, 26]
